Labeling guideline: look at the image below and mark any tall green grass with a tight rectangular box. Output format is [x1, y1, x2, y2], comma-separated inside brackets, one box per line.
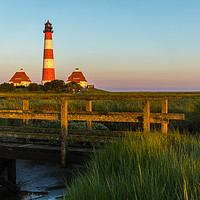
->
[0, 97, 198, 113]
[66, 131, 200, 200]
[0, 98, 198, 113]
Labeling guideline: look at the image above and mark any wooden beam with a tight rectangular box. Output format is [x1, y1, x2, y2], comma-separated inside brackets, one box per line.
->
[150, 118, 169, 124]
[0, 93, 185, 101]
[68, 112, 142, 122]
[61, 99, 68, 168]
[0, 113, 59, 120]
[0, 129, 133, 140]
[0, 110, 23, 113]
[86, 100, 92, 130]
[150, 113, 185, 120]
[143, 100, 150, 132]
[23, 100, 29, 127]
[86, 100, 92, 112]
[0, 131, 60, 141]
[0, 177, 20, 193]
[0, 109, 184, 126]
[23, 100, 29, 111]
[161, 99, 168, 133]
[0, 111, 184, 123]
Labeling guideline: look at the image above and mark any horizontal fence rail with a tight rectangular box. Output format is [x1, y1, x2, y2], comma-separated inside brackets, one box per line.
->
[0, 111, 185, 122]
[0, 94, 186, 167]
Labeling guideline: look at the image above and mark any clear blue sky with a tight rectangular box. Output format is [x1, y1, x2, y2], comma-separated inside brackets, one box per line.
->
[0, 0, 200, 91]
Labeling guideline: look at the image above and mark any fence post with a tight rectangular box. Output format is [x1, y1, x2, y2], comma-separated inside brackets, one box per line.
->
[23, 100, 29, 127]
[161, 98, 168, 134]
[61, 99, 68, 168]
[86, 100, 92, 130]
[143, 100, 150, 132]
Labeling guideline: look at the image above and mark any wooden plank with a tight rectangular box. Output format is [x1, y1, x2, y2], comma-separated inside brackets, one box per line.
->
[143, 100, 150, 132]
[0, 110, 23, 113]
[23, 100, 29, 111]
[0, 132, 119, 144]
[0, 126, 61, 134]
[0, 131, 61, 140]
[0, 113, 59, 120]
[86, 119, 92, 130]
[61, 99, 68, 168]
[150, 113, 185, 120]
[86, 100, 92, 130]
[0, 93, 184, 100]
[23, 100, 29, 127]
[0, 177, 20, 193]
[0, 128, 134, 139]
[69, 111, 143, 116]
[150, 119, 169, 123]
[0, 111, 184, 125]
[68, 113, 141, 122]
[0, 141, 60, 151]
[0, 130, 134, 144]
[86, 100, 92, 112]
[0, 111, 184, 123]
[161, 99, 168, 133]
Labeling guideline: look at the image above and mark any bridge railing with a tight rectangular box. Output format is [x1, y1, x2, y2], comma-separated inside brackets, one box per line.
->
[0, 94, 185, 167]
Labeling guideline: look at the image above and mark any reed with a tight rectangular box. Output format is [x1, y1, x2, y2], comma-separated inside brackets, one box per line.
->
[65, 131, 200, 200]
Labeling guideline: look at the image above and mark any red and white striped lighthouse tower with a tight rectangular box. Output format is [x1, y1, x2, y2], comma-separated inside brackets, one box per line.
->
[42, 20, 55, 85]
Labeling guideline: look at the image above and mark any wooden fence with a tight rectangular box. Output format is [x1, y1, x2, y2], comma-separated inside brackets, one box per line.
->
[0, 94, 185, 167]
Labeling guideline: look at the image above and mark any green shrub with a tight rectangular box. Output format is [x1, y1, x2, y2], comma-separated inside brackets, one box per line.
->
[43, 80, 66, 92]
[66, 82, 83, 93]
[69, 122, 108, 130]
[0, 83, 15, 92]
[27, 83, 40, 92]
[28, 120, 108, 130]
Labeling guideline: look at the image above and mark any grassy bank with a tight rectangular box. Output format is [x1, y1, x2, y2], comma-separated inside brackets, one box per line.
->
[65, 131, 200, 200]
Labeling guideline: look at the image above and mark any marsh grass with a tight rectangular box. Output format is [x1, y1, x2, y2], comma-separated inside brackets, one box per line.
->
[65, 131, 200, 200]
[0, 97, 198, 113]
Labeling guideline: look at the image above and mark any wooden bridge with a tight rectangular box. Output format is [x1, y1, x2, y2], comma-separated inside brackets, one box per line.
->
[0, 93, 186, 192]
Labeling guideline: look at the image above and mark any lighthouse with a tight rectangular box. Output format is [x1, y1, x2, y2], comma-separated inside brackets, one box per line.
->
[42, 20, 55, 85]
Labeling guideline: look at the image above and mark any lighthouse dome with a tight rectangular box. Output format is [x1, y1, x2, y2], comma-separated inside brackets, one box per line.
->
[44, 20, 53, 33]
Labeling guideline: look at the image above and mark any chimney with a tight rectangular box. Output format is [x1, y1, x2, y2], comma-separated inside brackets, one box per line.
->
[75, 68, 79, 72]
[21, 68, 23, 72]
